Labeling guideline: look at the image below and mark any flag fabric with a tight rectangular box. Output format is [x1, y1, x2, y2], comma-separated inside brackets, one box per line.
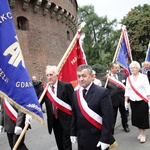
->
[145, 43, 150, 62]
[121, 25, 132, 60]
[0, 0, 43, 124]
[116, 25, 132, 76]
[58, 32, 87, 87]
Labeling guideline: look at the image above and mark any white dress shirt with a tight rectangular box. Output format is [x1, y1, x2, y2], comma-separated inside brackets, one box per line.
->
[125, 73, 150, 101]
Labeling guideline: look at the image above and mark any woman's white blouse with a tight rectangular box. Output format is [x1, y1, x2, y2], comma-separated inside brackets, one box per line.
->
[125, 73, 150, 101]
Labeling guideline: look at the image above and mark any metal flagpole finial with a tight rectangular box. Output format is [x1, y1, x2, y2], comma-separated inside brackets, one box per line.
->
[80, 22, 86, 28]
[121, 24, 126, 30]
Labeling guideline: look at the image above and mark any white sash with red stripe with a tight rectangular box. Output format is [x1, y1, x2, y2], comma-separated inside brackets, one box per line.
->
[4, 98, 18, 122]
[128, 77, 148, 103]
[76, 88, 102, 130]
[106, 74, 125, 90]
[45, 86, 72, 115]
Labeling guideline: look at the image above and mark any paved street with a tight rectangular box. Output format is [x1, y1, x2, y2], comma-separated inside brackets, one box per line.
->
[114, 116, 150, 150]
[0, 112, 150, 150]
[0, 112, 77, 150]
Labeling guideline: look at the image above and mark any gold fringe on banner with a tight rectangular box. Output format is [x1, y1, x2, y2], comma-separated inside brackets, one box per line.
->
[0, 91, 44, 125]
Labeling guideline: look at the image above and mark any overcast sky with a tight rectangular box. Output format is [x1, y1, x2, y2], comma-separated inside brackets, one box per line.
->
[77, 0, 149, 21]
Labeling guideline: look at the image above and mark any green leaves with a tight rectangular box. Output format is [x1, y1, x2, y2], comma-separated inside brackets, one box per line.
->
[78, 5, 119, 73]
[121, 4, 150, 62]
[78, 4, 150, 71]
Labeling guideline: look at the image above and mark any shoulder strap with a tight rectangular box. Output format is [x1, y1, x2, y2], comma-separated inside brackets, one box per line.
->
[106, 74, 125, 90]
[44, 86, 72, 115]
[76, 89, 102, 130]
[128, 77, 148, 103]
[4, 98, 18, 122]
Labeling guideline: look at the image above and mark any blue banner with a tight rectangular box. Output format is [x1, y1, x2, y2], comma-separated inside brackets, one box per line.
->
[116, 37, 131, 75]
[145, 44, 150, 62]
[0, 0, 43, 123]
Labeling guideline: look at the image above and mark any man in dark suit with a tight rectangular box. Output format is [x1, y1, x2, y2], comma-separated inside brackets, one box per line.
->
[0, 98, 31, 150]
[142, 61, 150, 83]
[42, 65, 74, 150]
[32, 76, 43, 99]
[70, 64, 115, 150]
[102, 62, 130, 134]
[32, 75, 45, 112]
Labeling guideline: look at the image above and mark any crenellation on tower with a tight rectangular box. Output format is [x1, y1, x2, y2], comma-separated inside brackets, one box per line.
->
[43, 2, 51, 16]
[22, 0, 30, 11]
[34, 0, 43, 13]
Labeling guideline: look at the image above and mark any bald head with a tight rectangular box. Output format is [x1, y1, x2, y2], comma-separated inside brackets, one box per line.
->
[32, 76, 37, 82]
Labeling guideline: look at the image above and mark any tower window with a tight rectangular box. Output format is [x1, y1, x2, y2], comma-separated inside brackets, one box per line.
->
[67, 31, 70, 40]
[17, 16, 29, 30]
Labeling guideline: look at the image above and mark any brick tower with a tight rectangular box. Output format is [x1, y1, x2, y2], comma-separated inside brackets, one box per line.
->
[9, 0, 78, 81]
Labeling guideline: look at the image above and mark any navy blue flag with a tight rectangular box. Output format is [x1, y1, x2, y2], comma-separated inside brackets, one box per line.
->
[116, 26, 132, 76]
[145, 43, 150, 62]
[116, 37, 131, 76]
[0, 0, 43, 124]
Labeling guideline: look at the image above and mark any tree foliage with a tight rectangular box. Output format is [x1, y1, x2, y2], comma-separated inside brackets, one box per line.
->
[121, 4, 150, 62]
[78, 5, 119, 73]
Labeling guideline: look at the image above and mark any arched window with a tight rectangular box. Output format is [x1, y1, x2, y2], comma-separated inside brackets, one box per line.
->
[67, 31, 70, 40]
[17, 16, 29, 30]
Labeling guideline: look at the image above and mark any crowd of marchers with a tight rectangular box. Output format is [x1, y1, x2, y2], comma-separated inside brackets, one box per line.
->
[1, 61, 150, 150]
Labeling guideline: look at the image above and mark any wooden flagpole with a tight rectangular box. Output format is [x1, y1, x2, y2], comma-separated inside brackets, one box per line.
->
[57, 22, 86, 72]
[13, 22, 86, 150]
[112, 32, 123, 63]
[105, 31, 124, 150]
[12, 83, 49, 150]
[12, 124, 29, 150]
[104, 32, 123, 88]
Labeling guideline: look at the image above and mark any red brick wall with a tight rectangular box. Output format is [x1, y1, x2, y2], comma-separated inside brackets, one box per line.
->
[10, 0, 77, 82]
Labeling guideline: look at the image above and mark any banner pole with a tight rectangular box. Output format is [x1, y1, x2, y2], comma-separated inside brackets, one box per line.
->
[57, 22, 86, 72]
[112, 32, 123, 63]
[13, 22, 86, 150]
[104, 32, 123, 88]
[12, 124, 29, 150]
[12, 83, 49, 150]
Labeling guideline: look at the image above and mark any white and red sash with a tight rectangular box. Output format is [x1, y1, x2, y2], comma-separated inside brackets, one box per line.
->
[76, 88, 102, 130]
[106, 74, 125, 90]
[4, 98, 18, 122]
[44, 85, 72, 115]
[128, 77, 148, 103]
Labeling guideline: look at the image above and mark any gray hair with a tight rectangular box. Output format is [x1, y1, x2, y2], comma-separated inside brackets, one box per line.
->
[129, 61, 141, 70]
[77, 64, 93, 74]
[45, 65, 58, 75]
[143, 61, 149, 65]
[92, 70, 96, 75]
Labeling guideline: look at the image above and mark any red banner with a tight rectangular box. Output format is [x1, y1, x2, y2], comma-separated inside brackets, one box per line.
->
[58, 33, 87, 87]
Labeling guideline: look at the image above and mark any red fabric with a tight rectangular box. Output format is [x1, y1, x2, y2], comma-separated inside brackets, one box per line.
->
[4, 101, 17, 122]
[76, 89, 102, 130]
[123, 69, 130, 77]
[128, 77, 148, 103]
[58, 33, 87, 88]
[43, 85, 72, 115]
[106, 74, 125, 90]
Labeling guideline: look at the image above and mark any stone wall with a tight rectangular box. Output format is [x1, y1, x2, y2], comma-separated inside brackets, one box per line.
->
[9, 0, 78, 81]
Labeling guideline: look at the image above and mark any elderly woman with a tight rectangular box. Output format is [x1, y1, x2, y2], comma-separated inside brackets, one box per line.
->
[125, 61, 150, 143]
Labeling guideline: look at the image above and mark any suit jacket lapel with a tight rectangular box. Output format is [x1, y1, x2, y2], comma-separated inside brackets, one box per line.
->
[85, 83, 95, 103]
[118, 73, 121, 81]
[57, 81, 62, 98]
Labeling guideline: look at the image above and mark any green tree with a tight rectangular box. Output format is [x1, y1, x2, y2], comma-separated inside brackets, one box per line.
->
[78, 5, 119, 73]
[121, 4, 150, 62]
